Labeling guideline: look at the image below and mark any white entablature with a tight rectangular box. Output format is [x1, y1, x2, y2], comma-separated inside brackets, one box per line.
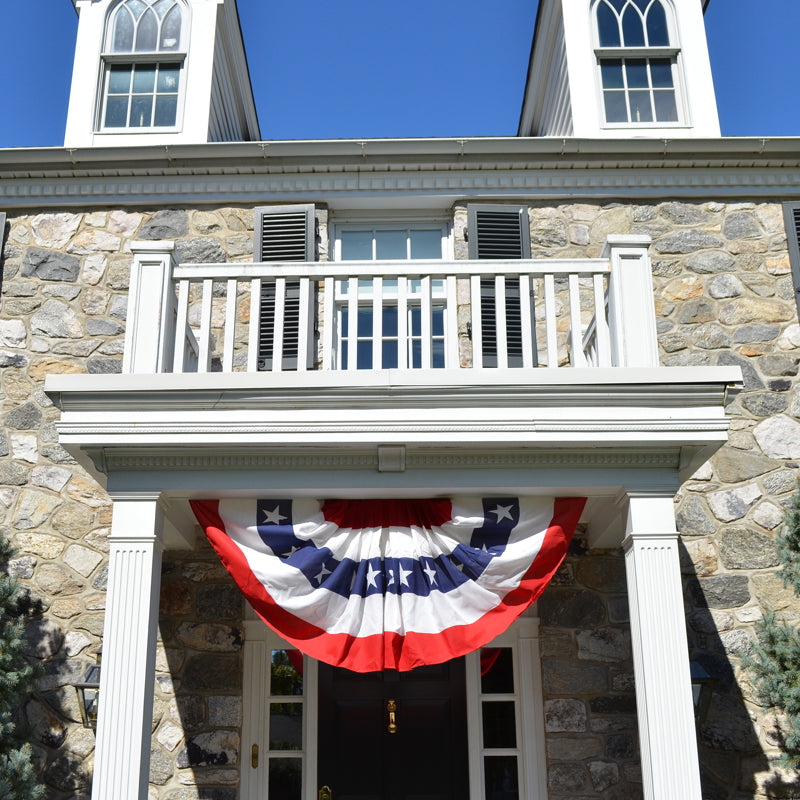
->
[64, 0, 259, 148]
[519, 0, 720, 138]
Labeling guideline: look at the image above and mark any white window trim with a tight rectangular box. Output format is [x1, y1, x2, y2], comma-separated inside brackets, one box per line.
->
[590, 0, 690, 130]
[242, 611, 546, 800]
[242, 613, 319, 800]
[96, 0, 190, 134]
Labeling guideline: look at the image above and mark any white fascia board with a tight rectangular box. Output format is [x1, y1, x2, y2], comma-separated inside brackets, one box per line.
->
[47, 366, 740, 455]
[219, 0, 260, 139]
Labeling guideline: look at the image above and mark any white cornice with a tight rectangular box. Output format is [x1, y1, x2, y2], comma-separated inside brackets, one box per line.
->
[1, 137, 800, 208]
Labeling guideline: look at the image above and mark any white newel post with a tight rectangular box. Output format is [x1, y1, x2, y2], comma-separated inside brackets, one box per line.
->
[623, 494, 702, 800]
[123, 241, 178, 374]
[603, 235, 659, 368]
[91, 498, 164, 800]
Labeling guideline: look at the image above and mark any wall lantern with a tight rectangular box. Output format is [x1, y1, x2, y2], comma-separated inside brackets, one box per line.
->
[74, 649, 102, 730]
[690, 660, 715, 725]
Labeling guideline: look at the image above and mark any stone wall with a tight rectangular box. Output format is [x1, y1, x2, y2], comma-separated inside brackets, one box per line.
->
[1, 200, 798, 799]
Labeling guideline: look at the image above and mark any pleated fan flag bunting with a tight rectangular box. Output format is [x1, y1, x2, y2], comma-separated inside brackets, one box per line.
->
[190, 496, 586, 672]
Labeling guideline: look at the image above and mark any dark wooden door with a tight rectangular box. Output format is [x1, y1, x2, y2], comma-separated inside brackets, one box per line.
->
[317, 659, 468, 800]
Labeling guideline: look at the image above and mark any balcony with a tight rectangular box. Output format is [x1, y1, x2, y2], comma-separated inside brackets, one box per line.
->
[123, 234, 661, 376]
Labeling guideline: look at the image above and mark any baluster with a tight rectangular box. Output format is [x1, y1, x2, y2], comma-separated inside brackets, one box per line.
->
[373, 276, 383, 370]
[397, 277, 408, 370]
[322, 277, 335, 370]
[198, 278, 213, 373]
[445, 275, 458, 368]
[544, 274, 558, 368]
[470, 275, 483, 369]
[519, 274, 535, 369]
[247, 278, 261, 373]
[347, 277, 358, 371]
[222, 278, 237, 372]
[568, 273, 587, 368]
[297, 277, 311, 371]
[593, 272, 612, 368]
[420, 275, 432, 369]
[495, 275, 507, 369]
[173, 279, 190, 373]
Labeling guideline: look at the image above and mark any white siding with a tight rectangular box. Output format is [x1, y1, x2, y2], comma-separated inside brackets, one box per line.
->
[537, 18, 573, 137]
[209, 27, 246, 142]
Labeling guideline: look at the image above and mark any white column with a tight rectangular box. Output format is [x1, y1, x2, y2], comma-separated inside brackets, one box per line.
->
[91, 497, 164, 800]
[122, 242, 178, 374]
[623, 494, 702, 800]
[603, 235, 659, 368]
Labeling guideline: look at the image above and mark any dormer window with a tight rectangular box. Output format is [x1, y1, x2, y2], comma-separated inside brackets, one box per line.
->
[593, 0, 682, 126]
[98, 0, 187, 131]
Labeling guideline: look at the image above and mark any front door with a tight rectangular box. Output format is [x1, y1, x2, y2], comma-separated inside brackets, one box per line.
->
[317, 659, 468, 800]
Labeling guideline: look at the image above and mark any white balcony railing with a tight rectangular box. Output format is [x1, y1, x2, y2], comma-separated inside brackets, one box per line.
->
[122, 235, 658, 376]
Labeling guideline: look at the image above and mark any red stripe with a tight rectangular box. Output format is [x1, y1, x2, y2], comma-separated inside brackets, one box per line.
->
[190, 496, 586, 672]
[321, 498, 452, 529]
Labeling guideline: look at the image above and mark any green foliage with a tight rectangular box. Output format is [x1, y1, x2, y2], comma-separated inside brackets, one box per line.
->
[743, 488, 800, 770]
[0, 531, 45, 800]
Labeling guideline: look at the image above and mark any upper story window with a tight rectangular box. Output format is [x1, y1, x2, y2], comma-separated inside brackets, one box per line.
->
[593, 0, 682, 126]
[99, 0, 187, 131]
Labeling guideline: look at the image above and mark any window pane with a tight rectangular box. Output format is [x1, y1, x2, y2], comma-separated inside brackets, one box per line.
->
[136, 7, 158, 51]
[432, 307, 444, 337]
[357, 340, 372, 369]
[153, 0, 174, 19]
[650, 59, 673, 88]
[269, 703, 303, 750]
[646, 0, 670, 46]
[410, 307, 421, 336]
[625, 59, 648, 88]
[126, 0, 147, 20]
[104, 96, 129, 128]
[341, 231, 373, 260]
[383, 306, 398, 337]
[480, 648, 514, 694]
[341, 340, 349, 369]
[484, 756, 519, 800]
[154, 95, 177, 126]
[654, 89, 678, 122]
[410, 340, 422, 369]
[382, 340, 398, 369]
[432, 339, 445, 369]
[269, 759, 302, 800]
[271, 649, 304, 695]
[629, 91, 653, 122]
[410, 229, 442, 260]
[158, 64, 180, 92]
[108, 64, 132, 94]
[375, 230, 407, 260]
[608, 0, 625, 11]
[130, 95, 153, 127]
[600, 60, 624, 89]
[357, 308, 372, 337]
[596, 2, 620, 47]
[112, 7, 135, 52]
[160, 5, 181, 49]
[603, 91, 628, 123]
[482, 702, 517, 748]
[133, 65, 156, 93]
[621, 4, 645, 46]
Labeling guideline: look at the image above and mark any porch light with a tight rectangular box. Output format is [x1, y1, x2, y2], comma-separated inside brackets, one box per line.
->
[74, 649, 102, 730]
[690, 661, 714, 724]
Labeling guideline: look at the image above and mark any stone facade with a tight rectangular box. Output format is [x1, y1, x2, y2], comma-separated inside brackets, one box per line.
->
[1, 199, 799, 799]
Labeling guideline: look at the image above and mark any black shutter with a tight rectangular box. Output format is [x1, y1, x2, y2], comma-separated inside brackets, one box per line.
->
[467, 205, 535, 368]
[785, 203, 800, 320]
[254, 205, 315, 371]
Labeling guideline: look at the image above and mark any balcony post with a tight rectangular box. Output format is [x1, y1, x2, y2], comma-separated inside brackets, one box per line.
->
[91, 496, 164, 800]
[122, 241, 178, 374]
[623, 493, 702, 800]
[603, 235, 658, 367]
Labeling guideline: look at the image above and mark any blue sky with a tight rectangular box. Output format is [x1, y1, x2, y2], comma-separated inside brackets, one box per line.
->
[0, 0, 797, 148]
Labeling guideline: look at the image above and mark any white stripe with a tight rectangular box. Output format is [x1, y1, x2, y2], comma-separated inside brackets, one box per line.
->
[217, 497, 556, 638]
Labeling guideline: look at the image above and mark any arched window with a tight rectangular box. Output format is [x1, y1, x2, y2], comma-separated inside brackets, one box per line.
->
[98, 0, 187, 131]
[593, 0, 681, 126]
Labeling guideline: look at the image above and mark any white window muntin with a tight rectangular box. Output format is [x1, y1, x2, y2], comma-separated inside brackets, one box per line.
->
[332, 221, 451, 370]
[591, 0, 688, 129]
[97, 0, 188, 132]
[332, 220, 451, 262]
